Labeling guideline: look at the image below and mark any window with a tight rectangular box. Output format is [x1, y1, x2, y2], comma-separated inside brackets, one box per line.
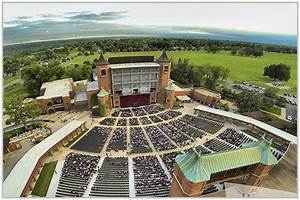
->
[101, 68, 106, 77]
[133, 88, 139, 94]
[164, 65, 169, 73]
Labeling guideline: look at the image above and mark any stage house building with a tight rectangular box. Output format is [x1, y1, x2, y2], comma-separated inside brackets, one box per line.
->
[91, 51, 176, 115]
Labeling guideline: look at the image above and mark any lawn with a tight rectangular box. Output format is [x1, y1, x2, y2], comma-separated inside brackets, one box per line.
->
[61, 50, 297, 94]
[4, 50, 297, 100]
[261, 105, 282, 116]
[4, 74, 28, 101]
[4, 74, 20, 85]
[31, 161, 57, 197]
[4, 84, 28, 101]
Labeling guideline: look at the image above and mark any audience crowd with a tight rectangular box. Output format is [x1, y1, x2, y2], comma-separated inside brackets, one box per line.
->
[107, 128, 127, 151]
[133, 156, 171, 197]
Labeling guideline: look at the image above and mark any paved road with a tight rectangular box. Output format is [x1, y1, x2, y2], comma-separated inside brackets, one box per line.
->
[285, 104, 297, 121]
[3, 140, 34, 180]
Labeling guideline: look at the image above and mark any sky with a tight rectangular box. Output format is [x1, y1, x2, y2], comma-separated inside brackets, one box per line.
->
[3, 2, 297, 35]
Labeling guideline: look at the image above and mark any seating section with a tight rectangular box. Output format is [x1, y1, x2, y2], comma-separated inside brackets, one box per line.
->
[120, 109, 133, 117]
[133, 156, 170, 197]
[55, 153, 99, 197]
[129, 118, 139, 126]
[140, 116, 152, 125]
[202, 185, 218, 195]
[117, 118, 127, 126]
[144, 126, 176, 151]
[217, 128, 255, 147]
[170, 119, 205, 139]
[149, 115, 163, 123]
[132, 107, 147, 116]
[203, 138, 236, 152]
[90, 158, 129, 197]
[181, 114, 224, 134]
[106, 128, 127, 151]
[143, 104, 165, 114]
[160, 152, 178, 175]
[272, 149, 283, 160]
[130, 127, 152, 153]
[71, 127, 112, 153]
[195, 145, 213, 154]
[158, 110, 181, 120]
[99, 118, 116, 126]
[157, 123, 192, 146]
[112, 110, 120, 117]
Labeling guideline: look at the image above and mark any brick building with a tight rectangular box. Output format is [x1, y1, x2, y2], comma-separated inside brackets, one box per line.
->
[169, 137, 278, 197]
[36, 78, 90, 114]
[37, 51, 224, 114]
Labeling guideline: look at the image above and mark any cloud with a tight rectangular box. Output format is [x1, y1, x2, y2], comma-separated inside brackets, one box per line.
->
[15, 16, 32, 20]
[39, 13, 62, 18]
[68, 11, 128, 21]
[64, 11, 92, 15]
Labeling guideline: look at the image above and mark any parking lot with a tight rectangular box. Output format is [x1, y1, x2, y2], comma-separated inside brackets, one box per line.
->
[286, 104, 297, 121]
[232, 82, 265, 94]
[281, 93, 297, 106]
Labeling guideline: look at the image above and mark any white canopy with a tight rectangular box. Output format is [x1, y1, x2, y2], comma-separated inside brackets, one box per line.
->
[176, 95, 191, 101]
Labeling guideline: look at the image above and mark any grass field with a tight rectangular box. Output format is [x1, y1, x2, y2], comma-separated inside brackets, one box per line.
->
[3, 74, 28, 101]
[31, 161, 57, 197]
[61, 50, 297, 94]
[4, 50, 297, 99]
[262, 105, 282, 116]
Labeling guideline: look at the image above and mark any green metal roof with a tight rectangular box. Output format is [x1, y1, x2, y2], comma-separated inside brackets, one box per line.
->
[166, 82, 176, 91]
[97, 89, 109, 97]
[176, 148, 210, 183]
[175, 137, 278, 183]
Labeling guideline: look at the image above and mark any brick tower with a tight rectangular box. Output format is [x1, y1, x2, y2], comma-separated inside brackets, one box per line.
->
[169, 148, 208, 197]
[97, 88, 111, 116]
[165, 82, 176, 109]
[244, 138, 277, 195]
[157, 50, 171, 104]
[95, 52, 111, 94]
[95, 52, 112, 112]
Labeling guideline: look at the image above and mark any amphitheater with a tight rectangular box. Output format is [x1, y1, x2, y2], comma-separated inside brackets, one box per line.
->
[3, 104, 297, 198]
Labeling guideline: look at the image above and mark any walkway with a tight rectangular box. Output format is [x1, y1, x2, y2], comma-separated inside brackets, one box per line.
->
[83, 157, 105, 197]
[128, 157, 136, 197]
[157, 155, 172, 180]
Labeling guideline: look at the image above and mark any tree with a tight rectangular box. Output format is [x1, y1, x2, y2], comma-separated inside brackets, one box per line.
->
[230, 48, 238, 56]
[263, 64, 291, 81]
[264, 87, 277, 99]
[63, 64, 92, 81]
[220, 103, 230, 111]
[4, 95, 41, 129]
[235, 91, 262, 112]
[203, 64, 230, 89]
[21, 64, 51, 96]
[275, 96, 286, 107]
